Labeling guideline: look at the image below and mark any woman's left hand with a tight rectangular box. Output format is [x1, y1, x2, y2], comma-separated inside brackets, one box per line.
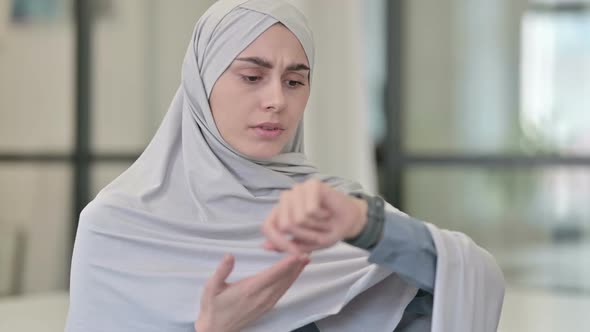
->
[261, 179, 368, 254]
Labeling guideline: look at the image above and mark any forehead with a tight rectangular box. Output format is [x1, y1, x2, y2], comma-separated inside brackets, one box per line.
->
[235, 24, 309, 66]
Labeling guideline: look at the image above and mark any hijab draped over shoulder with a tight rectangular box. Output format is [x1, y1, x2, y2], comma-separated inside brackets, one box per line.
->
[65, 1, 422, 331]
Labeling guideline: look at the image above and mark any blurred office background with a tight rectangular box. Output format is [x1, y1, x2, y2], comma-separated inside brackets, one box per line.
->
[0, 0, 589, 331]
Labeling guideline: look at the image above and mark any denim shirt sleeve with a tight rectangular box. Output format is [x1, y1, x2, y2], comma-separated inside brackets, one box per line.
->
[367, 210, 437, 294]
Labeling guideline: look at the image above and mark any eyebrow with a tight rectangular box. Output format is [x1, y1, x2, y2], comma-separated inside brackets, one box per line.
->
[235, 56, 310, 72]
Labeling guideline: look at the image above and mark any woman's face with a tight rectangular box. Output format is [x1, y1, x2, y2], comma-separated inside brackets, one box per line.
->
[209, 23, 311, 160]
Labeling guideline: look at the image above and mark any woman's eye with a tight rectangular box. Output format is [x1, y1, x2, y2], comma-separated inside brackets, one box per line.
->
[287, 80, 304, 87]
[242, 75, 261, 83]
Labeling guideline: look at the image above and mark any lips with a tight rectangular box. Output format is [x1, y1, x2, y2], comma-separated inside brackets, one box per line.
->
[253, 122, 284, 130]
[251, 122, 285, 139]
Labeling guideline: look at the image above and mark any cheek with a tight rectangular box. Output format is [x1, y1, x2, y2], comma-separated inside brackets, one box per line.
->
[210, 83, 251, 133]
[213, 102, 247, 136]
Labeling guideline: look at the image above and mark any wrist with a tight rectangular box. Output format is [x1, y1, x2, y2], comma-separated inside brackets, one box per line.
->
[346, 197, 368, 239]
[344, 193, 385, 250]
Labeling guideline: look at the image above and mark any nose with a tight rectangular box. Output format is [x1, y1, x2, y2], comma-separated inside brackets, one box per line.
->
[261, 79, 286, 112]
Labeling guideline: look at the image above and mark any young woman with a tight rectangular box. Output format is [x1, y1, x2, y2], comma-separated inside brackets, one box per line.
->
[65, 1, 504, 331]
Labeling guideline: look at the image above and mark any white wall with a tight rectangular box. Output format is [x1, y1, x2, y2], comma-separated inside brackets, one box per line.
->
[92, 0, 216, 153]
[0, 9, 73, 294]
[402, 0, 539, 248]
[295, 0, 378, 193]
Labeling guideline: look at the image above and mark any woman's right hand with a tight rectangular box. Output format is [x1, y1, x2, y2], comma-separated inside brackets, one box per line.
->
[195, 253, 310, 332]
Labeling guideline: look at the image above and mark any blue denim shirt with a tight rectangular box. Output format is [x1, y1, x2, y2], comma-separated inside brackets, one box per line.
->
[292, 211, 437, 332]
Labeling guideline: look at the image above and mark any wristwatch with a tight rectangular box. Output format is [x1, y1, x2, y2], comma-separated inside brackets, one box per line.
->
[345, 193, 385, 250]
